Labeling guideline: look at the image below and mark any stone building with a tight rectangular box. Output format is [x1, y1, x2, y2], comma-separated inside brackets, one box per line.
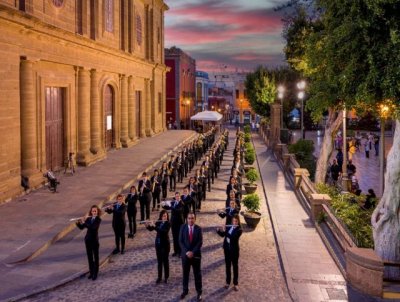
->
[165, 47, 196, 129]
[0, 0, 168, 203]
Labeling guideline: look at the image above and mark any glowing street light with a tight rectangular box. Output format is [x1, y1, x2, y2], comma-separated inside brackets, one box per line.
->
[297, 81, 306, 139]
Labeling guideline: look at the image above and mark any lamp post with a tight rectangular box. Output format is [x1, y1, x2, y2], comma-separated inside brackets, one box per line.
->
[297, 81, 306, 139]
[278, 85, 285, 128]
[341, 106, 349, 192]
[379, 104, 389, 196]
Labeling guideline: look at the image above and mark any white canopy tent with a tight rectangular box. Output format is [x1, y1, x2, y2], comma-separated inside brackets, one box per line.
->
[190, 110, 223, 122]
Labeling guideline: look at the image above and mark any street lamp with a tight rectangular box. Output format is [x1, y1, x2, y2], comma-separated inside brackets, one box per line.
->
[277, 85, 285, 128]
[379, 102, 390, 196]
[297, 88, 305, 139]
[341, 105, 349, 192]
[211, 105, 215, 111]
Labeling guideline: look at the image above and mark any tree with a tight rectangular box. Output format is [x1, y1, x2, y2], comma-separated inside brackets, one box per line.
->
[244, 66, 276, 117]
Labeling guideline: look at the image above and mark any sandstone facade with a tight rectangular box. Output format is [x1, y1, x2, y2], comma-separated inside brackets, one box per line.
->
[0, 0, 168, 203]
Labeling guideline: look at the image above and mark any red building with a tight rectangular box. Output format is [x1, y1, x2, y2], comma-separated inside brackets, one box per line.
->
[165, 47, 196, 129]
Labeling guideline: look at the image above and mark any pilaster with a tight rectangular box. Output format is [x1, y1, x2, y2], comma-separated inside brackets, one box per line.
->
[120, 74, 129, 147]
[77, 67, 92, 165]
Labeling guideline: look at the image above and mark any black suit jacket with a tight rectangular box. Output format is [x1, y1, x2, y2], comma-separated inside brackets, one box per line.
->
[76, 216, 101, 243]
[125, 193, 138, 213]
[147, 221, 171, 248]
[162, 199, 184, 225]
[179, 224, 203, 258]
[138, 179, 152, 199]
[217, 226, 242, 257]
[106, 203, 126, 227]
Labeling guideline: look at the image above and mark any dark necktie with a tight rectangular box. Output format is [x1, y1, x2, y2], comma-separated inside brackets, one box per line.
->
[189, 226, 193, 243]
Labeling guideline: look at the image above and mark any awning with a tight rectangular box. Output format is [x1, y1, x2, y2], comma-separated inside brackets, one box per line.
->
[190, 110, 223, 122]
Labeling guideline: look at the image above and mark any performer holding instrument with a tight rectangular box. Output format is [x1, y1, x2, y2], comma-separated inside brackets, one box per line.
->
[217, 214, 242, 291]
[162, 192, 184, 257]
[105, 194, 127, 255]
[76, 205, 102, 281]
[218, 199, 239, 225]
[145, 210, 171, 284]
[139, 172, 152, 221]
[168, 155, 177, 192]
[151, 169, 162, 211]
[160, 161, 169, 200]
[125, 186, 138, 238]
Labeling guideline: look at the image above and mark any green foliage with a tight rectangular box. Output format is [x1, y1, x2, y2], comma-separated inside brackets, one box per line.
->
[287, 139, 316, 180]
[243, 125, 251, 134]
[244, 142, 253, 152]
[316, 183, 374, 248]
[244, 133, 251, 143]
[242, 193, 261, 212]
[245, 169, 259, 185]
[244, 150, 255, 165]
[245, 66, 276, 117]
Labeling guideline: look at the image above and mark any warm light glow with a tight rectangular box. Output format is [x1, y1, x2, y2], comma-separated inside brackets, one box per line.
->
[240, 99, 243, 103]
[277, 85, 285, 93]
[297, 91, 305, 100]
[186, 99, 190, 105]
[211, 105, 215, 110]
[278, 92, 284, 99]
[297, 80, 306, 90]
[217, 108, 221, 112]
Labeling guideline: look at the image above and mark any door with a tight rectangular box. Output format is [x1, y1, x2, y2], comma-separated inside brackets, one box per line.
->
[45, 87, 64, 171]
[135, 90, 141, 137]
[104, 85, 114, 150]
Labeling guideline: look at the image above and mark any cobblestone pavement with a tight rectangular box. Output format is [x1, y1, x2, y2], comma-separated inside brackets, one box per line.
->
[23, 129, 290, 302]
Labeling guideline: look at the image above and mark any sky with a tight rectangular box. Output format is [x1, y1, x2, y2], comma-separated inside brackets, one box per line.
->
[164, 0, 287, 73]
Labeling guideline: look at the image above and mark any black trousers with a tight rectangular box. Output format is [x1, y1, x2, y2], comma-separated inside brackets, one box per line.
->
[140, 196, 151, 221]
[162, 182, 168, 199]
[152, 190, 161, 208]
[178, 167, 184, 183]
[127, 210, 137, 235]
[182, 257, 202, 294]
[169, 175, 176, 191]
[224, 250, 239, 285]
[196, 192, 203, 209]
[85, 240, 99, 277]
[113, 223, 125, 251]
[171, 223, 182, 254]
[156, 244, 170, 280]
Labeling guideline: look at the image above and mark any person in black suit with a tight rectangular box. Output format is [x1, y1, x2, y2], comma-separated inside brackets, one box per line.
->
[76, 205, 102, 281]
[106, 194, 127, 254]
[188, 177, 198, 214]
[181, 186, 194, 222]
[226, 190, 241, 210]
[160, 162, 169, 200]
[125, 186, 138, 238]
[146, 210, 171, 284]
[218, 200, 239, 225]
[179, 212, 203, 301]
[162, 192, 184, 257]
[194, 170, 203, 210]
[151, 169, 162, 211]
[217, 214, 243, 291]
[226, 176, 240, 200]
[168, 155, 177, 192]
[138, 172, 152, 221]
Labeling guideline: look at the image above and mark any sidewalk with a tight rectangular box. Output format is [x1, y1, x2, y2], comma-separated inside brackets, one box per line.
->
[22, 128, 290, 302]
[0, 130, 196, 302]
[253, 133, 348, 302]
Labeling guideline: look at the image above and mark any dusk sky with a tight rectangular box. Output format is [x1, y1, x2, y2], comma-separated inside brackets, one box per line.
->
[164, 0, 287, 72]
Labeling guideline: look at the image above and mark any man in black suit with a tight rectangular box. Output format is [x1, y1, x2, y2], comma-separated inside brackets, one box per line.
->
[179, 213, 203, 301]
[168, 155, 177, 192]
[139, 172, 152, 221]
[106, 194, 127, 254]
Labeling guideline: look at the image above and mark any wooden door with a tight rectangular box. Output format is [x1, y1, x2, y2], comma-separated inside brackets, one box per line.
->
[135, 90, 141, 137]
[104, 85, 114, 150]
[45, 87, 64, 171]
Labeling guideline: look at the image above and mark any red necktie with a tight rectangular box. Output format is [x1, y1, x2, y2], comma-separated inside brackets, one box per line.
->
[189, 226, 193, 243]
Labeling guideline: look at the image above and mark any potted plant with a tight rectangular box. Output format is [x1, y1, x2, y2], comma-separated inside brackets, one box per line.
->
[244, 133, 251, 143]
[243, 125, 251, 134]
[244, 168, 259, 194]
[244, 150, 255, 165]
[242, 193, 262, 228]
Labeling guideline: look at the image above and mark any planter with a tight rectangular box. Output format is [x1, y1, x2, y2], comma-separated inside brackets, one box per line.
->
[243, 211, 262, 228]
[244, 165, 254, 173]
[243, 183, 257, 194]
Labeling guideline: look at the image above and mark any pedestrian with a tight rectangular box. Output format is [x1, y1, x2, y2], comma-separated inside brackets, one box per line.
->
[365, 140, 370, 158]
[347, 160, 356, 178]
[256, 122, 260, 133]
[76, 205, 102, 281]
[336, 149, 344, 171]
[145, 210, 171, 284]
[330, 159, 341, 186]
[106, 194, 127, 254]
[125, 185, 138, 238]
[217, 214, 243, 291]
[374, 135, 379, 156]
[138, 172, 152, 221]
[179, 212, 203, 301]
[162, 192, 184, 257]
[364, 189, 377, 210]
[348, 141, 356, 161]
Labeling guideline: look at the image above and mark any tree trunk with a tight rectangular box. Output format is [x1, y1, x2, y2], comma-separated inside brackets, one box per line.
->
[372, 119, 400, 279]
[314, 109, 343, 184]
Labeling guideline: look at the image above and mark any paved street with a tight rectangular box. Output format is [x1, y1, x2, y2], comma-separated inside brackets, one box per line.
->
[0, 130, 196, 302]
[21, 129, 290, 302]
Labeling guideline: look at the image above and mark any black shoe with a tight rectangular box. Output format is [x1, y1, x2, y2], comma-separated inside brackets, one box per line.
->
[87, 275, 93, 280]
[180, 292, 188, 300]
[112, 248, 120, 255]
[197, 294, 202, 301]
[172, 252, 177, 257]
[92, 275, 97, 281]
[164, 279, 168, 283]
[128, 233, 133, 238]
[121, 250, 125, 255]
[156, 278, 162, 284]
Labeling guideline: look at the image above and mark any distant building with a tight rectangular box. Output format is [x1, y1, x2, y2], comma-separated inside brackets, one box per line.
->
[195, 71, 209, 112]
[165, 47, 196, 129]
[0, 0, 169, 203]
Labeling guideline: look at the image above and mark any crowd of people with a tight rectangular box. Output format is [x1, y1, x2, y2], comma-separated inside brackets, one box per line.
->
[75, 127, 250, 301]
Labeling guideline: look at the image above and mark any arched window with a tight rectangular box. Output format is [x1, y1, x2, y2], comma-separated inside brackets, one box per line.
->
[105, 0, 114, 32]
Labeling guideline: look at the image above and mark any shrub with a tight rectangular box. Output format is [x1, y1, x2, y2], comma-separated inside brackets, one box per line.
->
[288, 139, 316, 181]
[242, 193, 261, 212]
[243, 125, 251, 134]
[244, 133, 251, 142]
[245, 168, 259, 185]
[316, 183, 374, 248]
[244, 150, 255, 164]
[245, 142, 253, 152]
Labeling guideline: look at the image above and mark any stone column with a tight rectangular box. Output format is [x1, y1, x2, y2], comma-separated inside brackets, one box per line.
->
[139, 85, 146, 138]
[270, 103, 281, 145]
[128, 76, 136, 141]
[144, 78, 153, 136]
[310, 194, 331, 224]
[150, 78, 156, 133]
[77, 68, 91, 165]
[90, 69, 101, 154]
[20, 60, 39, 177]
[120, 75, 129, 147]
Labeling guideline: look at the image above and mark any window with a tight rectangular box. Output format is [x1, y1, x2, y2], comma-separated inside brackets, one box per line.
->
[52, 0, 64, 7]
[136, 15, 142, 46]
[105, 0, 114, 32]
[158, 93, 162, 113]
